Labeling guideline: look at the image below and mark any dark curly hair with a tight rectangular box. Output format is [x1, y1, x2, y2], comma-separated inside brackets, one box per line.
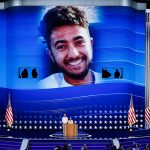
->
[40, 6, 89, 48]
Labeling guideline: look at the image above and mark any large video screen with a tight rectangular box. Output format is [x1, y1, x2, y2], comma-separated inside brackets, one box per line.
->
[0, 6, 145, 129]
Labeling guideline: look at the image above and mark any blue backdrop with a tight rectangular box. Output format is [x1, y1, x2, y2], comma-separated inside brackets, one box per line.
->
[0, 6, 146, 131]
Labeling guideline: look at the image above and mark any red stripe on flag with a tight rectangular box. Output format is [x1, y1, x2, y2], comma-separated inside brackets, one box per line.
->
[5, 94, 13, 127]
[128, 94, 136, 126]
[145, 106, 150, 124]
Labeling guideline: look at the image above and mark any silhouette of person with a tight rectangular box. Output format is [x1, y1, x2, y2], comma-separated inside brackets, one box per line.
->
[114, 69, 120, 78]
[32, 68, 38, 78]
[21, 68, 28, 78]
[102, 68, 111, 78]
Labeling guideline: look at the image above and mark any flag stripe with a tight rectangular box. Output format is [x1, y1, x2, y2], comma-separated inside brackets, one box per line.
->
[5, 94, 13, 127]
[145, 106, 150, 124]
[128, 94, 136, 126]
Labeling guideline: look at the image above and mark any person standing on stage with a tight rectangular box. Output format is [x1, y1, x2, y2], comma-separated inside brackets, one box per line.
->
[62, 113, 68, 135]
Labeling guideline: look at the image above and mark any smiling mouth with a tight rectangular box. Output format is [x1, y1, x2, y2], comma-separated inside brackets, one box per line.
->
[66, 58, 84, 66]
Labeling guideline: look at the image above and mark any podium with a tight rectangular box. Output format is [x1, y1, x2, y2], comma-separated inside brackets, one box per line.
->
[63, 124, 78, 137]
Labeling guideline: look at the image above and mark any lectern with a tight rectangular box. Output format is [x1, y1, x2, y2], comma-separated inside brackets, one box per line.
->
[63, 124, 78, 137]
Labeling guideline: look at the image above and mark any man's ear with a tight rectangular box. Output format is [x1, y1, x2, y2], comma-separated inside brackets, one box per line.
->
[46, 48, 55, 63]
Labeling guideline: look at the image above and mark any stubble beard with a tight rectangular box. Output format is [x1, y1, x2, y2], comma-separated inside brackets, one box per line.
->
[55, 60, 91, 80]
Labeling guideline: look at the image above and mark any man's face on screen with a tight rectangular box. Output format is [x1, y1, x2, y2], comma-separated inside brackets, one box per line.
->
[50, 25, 93, 79]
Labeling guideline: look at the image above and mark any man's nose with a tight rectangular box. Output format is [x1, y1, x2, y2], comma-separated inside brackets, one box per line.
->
[68, 45, 80, 58]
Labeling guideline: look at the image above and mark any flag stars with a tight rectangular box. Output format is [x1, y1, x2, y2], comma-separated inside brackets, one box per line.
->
[119, 115, 122, 118]
[94, 121, 97, 124]
[114, 115, 117, 119]
[94, 110, 97, 113]
[114, 110, 118, 113]
[34, 121, 37, 124]
[119, 121, 122, 124]
[19, 126, 22, 129]
[109, 115, 112, 119]
[24, 126, 27, 129]
[29, 121, 32, 124]
[44, 121, 47, 124]
[99, 115, 102, 119]
[104, 115, 107, 119]
[89, 120, 92, 124]
[94, 115, 97, 118]
[19, 121, 22, 124]
[99, 110, 102, 113]
[104, 110, 107, 113]
[109, 121, 112, 124]
[104, 121, 107, 124]
[79, 121, 82, 124]
[89, 115, 92, 119]
[84, 121, 87, 124]
[39, 121, 42, 124]
[84, 115, 87, 118]
[39, 126, 42, 129]
[135, 124, 139, 128]
[74, 121, 77, 124]
[24, 121, 27, 124]
[114, 121, 117, 124]
[99, 121, 102, 124]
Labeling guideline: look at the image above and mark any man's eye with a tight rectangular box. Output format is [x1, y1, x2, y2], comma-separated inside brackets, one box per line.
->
[56, 45, 66, 50]
[75, 40, 84, 45]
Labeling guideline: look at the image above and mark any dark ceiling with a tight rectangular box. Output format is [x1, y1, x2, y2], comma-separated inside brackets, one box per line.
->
[0, 0, 9, 2]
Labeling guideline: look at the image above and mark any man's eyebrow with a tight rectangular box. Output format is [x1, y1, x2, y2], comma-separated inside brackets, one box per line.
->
[54, 40, 66, 47]
[73, 36, 84, 41]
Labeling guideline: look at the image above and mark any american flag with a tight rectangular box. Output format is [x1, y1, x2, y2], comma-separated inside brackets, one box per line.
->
[145, 106, 150, 124]
[128, 94, 136, 126]
[5, 94, 13, 127]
